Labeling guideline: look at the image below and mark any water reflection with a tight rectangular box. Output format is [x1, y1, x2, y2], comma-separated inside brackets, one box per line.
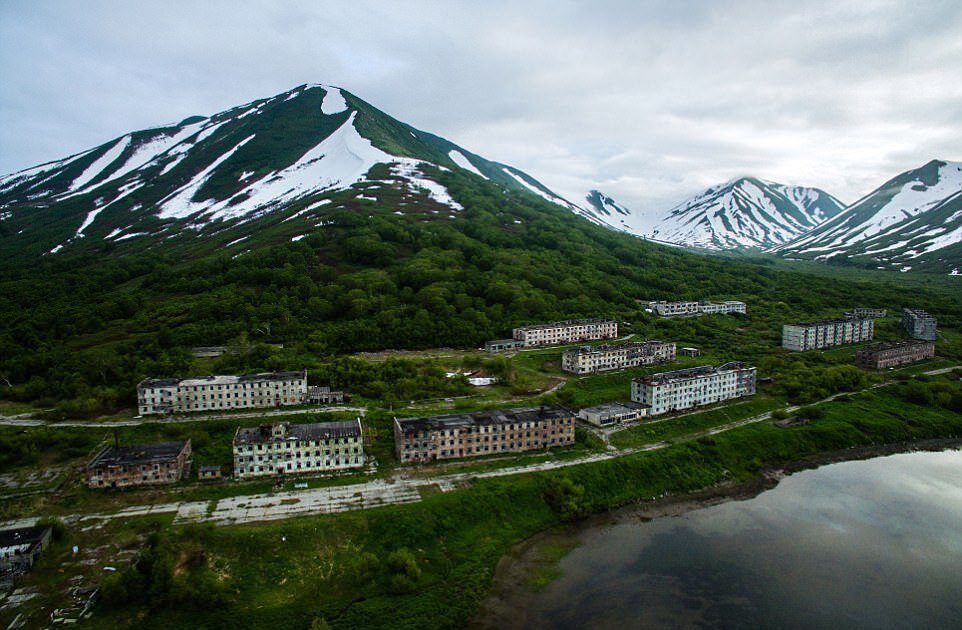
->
[476, 449, 962, 629]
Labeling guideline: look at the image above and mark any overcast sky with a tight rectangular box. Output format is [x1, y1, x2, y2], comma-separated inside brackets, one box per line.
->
[2, 0, 960, 215]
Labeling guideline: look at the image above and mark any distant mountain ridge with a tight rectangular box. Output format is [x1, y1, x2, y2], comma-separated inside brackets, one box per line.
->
[775, 159, 962, 273]
[647, 177, 845, 250]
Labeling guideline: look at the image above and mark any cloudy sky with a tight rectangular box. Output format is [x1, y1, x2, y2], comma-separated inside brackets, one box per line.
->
[2, 0, 960, 216]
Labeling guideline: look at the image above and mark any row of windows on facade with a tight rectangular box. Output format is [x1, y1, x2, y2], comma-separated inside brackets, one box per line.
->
[407, 419, 572, 439]
[236, 438, 356, 451]
[236, 448, 360, 462]
[143, 381, 302, 393]
[402, 437, 571, 456]
[404, 436, 571, 450]
[238, 458, 362, 473]
[144, 391, 296, 402]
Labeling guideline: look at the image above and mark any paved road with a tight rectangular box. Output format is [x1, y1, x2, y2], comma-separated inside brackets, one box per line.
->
[2, 364, 958, 530]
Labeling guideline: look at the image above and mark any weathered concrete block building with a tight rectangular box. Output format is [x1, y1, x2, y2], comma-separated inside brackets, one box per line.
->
[561, 340, 676, 374]
[137, 370, 308, 415]
[512, 319, 618, 347]
[484, 338, 526, 352]
[902, 308, 937, 341]
[233, 419, 365, 479]
[0, 525, 53, 576]
[782, 317, 875, 351]
[577, 402, 648, 427]
[87, 440, 192, 489]
[845, 308, 887, 319]
[307, 386, 346, 404]
[394, 406, 575, 463]
[648, 300, 746, 317]
[631, 362, 756, 416]
[855, 340, 935, 369]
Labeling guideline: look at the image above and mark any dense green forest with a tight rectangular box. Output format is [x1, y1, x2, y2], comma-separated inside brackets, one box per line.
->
[1, 172, 959, 416]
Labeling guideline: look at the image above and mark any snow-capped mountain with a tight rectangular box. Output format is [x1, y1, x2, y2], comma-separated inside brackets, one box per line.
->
[576, 189, 655, 235]
[647, 177, 845, 250]
[775, 159, 962, 273]
[0, 84, 575, 260]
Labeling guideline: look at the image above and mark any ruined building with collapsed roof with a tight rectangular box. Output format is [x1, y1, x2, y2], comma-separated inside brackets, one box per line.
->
[232, 420, 365, 479]
[394, 406, 575, 463]
[87, 440, 192, 488]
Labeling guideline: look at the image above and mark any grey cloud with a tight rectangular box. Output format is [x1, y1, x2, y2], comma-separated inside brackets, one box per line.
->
[1, 0, 960, 214]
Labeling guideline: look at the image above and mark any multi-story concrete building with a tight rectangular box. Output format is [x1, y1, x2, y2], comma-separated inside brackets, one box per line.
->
[87, 440, 192, 489]
[577, 402, 648, 427]
[232, 419, 365, 479]
[137, 370, 308, 415]
[648, 300, 746, 317]
[631, 362, 757, 416]
[845, 308, 887, 319]
[561, 340, 676, 374]
[307, 386, 346, 404]
[394, 406, 575, 463]
[512, 319, 618, 347]
[855, 340, 935, 369]
[902, 308, 937, 341]
[781, 317, 875, 351]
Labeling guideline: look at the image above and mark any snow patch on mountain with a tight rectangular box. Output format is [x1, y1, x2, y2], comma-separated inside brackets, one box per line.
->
[157, 134, 257, 219]
[69, 136, 131, 191]
[448, 150, 487, 179]
[320, 87, 347, 115]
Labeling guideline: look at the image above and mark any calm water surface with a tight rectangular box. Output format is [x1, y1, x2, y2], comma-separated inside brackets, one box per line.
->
[476, 449, 962, 629]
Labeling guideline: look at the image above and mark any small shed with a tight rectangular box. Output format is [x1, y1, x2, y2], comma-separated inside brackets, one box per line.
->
[680, 347, 701, 357]
[198, 466, 222, 481]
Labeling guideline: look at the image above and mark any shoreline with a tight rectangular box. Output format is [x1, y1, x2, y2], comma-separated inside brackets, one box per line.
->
[469, 436, 962, 629]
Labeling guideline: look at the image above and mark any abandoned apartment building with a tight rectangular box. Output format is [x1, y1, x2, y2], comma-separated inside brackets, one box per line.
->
[232, 419, 366, 479]
[86, 440, 192, 488]
[561, 340, 676, 374]
[902, 308, 938, 341]
[855, 340, 936, 369]
[631, 362, 757, 416]
[647, 300, 747, 317]
[394, 405, 575, 463]
[137, 370, 308, 414]
[781, 316, 875, 351]
[485, 318, 618, 351]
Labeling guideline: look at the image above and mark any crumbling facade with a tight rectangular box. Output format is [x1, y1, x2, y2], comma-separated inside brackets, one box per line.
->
[0, 525, 52, 576]
[233, 419, 365, 479]
[561, 340, 676, 374]
[87, 440, 192, 488]
[137, 370, 308, 415]
[577, 402, 648, 427]
[394, 406, 575, 463]
[902, 308, 937, 341]
[855, 340, 935, 369]
[631, 362, 756, 416]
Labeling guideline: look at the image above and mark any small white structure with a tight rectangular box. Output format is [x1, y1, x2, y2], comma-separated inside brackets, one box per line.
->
[577, 402, 649, 427]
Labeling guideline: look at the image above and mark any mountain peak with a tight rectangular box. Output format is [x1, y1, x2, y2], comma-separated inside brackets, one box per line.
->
[647, 177, 844, 250]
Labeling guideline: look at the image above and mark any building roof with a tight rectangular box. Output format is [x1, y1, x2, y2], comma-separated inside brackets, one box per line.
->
[395, 405, 572, 434]
[88, 441, 189, 469]
[579, 401, 648, 416]
[857, 340, 934, 354]
[785, 316, 873, 328]
[234, 420, 361, 445]
[633, 362, 753, 386]
[140, 371, 305, 389]
[0, 525, 52, 550]
[564, 340, 670, 356]
[514, 318, 615, 332]
[198, 465, 222, 472]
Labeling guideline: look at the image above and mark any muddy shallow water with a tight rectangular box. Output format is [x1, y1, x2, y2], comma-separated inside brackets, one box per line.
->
[471, 448, 962, 629]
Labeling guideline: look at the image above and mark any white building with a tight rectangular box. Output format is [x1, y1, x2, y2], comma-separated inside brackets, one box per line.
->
[232, 419, 365, 479]
[562, 340, 676, 374]
[512, 318, 617, 347]
[648, 300, 746, 317]
[781, 317, 874, 351]
[631, 362, 756, 416]
[577, 402, 649, 427]
[137, 370, 308, 415]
